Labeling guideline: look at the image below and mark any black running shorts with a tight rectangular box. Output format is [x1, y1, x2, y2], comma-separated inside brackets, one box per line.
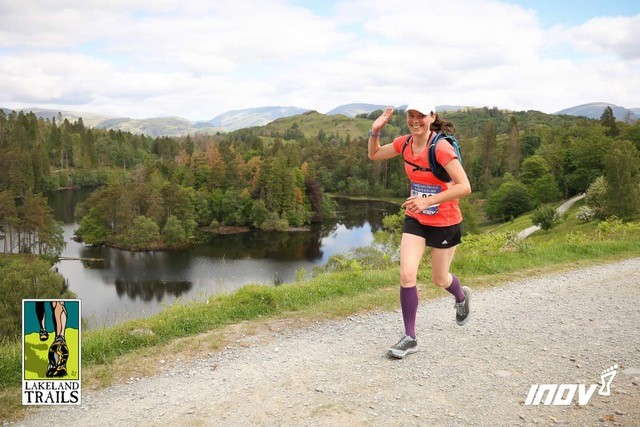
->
[402, 216, 462, 249]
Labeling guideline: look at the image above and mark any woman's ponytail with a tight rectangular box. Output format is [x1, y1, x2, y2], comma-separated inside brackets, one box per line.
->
[430, 114, 455, 135]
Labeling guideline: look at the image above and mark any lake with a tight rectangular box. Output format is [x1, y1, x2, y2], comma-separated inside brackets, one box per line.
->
[49, 189, 399, 328]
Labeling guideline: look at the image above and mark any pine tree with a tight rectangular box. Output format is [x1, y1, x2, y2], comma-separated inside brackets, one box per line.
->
[506, 116, 521, 175]
[600, 106, 619, 137]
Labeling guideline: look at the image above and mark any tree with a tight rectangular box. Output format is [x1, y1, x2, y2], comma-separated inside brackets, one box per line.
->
[600, 106, 619, 137]
[0, 257, 73, 339]
[76, 208, 110, 245]
[0, 190, 19, 253]
[604, 140, 640, 219]
[479, 120, 497, 190]
[506, 116, 521, 175]
[530, 173, 562, 205]
[562, 128, 610, 194]
[128, 216, 161, 250]
[521, 135, 541, 159]
[162, 216, 187, 246]
[486, 181, 533, 221]
[585, 176, 608, 219]
[531, 204, 560, 231]
[520, 155, 550, 186]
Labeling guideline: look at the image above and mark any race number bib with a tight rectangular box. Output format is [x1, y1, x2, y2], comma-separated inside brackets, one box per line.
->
[410, 182, 441, 215]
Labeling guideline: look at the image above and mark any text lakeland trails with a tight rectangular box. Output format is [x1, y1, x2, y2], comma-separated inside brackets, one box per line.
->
[23, 381, 80, 391]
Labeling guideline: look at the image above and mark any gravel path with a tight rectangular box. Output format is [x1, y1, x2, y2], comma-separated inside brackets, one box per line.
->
[17, 258, 640, 426]
[517, 194, 585, 239]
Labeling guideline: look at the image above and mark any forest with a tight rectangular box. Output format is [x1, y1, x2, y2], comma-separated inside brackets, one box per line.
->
[1, 105, 639, 254]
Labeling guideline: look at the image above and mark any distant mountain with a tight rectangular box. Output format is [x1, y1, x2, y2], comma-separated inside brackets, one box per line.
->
[325, 103, 389, 117]
[93, 117, 223, 138]
[326, 103, 469, 117]
[1, 107, 119, 129]
[1, 108, 223, 137]
[204, 106, 311, 131]
[555, 102, 640, 121]
[4, 101, 637, 138]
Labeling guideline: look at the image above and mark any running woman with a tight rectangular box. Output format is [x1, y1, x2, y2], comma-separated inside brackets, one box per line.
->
[367, 103, 472, 358]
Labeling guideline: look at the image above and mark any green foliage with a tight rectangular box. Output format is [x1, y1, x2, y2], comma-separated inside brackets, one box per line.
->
[576, 206, 596, 222]
[585, 176, 608, 219]
[76, 209, 110, 244]
[162, 216, 188, 247]
[128, 216, 161, 250]
[0, 190, 65, 256]
[520, 155, 550, 186]
[486, 181, 533, 221]
[459, 198, 480, 234]
[0, 256, 74, 339]
[600, 106, 619, 137]
[531, 204, 560, 231]
[604, 140, 640, 220]
[562, 126, 611, 194]
[529, 173, 562, 206]
[596, 216, 640, 238]
[3, 105, 635, 241]
[0, 110, 153, 194]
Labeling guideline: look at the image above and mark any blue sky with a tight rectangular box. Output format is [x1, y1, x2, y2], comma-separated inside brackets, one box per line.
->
[1, 0, 638, 121]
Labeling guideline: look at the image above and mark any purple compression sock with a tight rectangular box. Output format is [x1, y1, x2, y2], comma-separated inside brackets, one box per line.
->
[400, 286, 419, 339]
[446, 274, 466, 303]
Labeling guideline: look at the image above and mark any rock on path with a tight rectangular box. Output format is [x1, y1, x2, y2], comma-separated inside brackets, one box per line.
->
[17, 258, 640, 426]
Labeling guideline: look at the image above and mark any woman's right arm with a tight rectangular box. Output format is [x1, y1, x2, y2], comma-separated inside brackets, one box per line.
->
[368, 107, 400, 161]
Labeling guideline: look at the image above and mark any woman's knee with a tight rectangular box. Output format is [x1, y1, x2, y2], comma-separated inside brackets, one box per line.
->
[431, 272, 451, 288]
[400, 270, 418, 288]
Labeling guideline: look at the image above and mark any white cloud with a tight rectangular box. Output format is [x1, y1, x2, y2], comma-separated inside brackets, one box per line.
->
[550, 14, 640, 60]
[0, 0, 638, 120]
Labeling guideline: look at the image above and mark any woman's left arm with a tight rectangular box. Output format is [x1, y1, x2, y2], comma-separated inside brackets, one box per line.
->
[402, 158, 472, 212]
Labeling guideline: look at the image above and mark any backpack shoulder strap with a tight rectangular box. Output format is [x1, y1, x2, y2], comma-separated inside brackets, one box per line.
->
[401, 135, 431, 173]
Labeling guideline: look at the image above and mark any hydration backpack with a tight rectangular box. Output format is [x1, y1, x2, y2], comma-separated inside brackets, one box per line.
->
[401, 132, 462, 182]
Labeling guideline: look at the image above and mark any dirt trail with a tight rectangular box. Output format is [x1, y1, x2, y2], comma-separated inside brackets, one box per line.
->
[17, 258, 640, 426]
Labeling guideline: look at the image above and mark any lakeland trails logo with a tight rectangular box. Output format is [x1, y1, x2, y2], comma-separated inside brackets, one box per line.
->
[524, 365, 618, 406]
[22, 299, 81, 405]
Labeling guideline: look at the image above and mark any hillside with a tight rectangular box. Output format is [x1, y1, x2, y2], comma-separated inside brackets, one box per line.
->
[204, 106, 311, 131]
[261, 110, 376, 140]
[325, 103, 389, 117]
[555, 102, 640, 121]
[93, 116, 223, 137]
[0, 108, 223, 137]
[3, 100, 638, 137]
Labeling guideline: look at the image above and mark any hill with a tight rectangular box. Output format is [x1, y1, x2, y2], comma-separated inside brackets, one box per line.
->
[0, 107, 118, 129]
[555, 102, 640, 121]
[204, 106, 311, 131]
[0, 108, 223, 137]
[93, 116, 222, 137]
[3, 101, 638, 137]
[325, 103, 389, 117]
[261, 110, 375, 140]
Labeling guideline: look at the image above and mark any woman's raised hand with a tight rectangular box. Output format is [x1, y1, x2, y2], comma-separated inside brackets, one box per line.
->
[372, 107, 394, 133]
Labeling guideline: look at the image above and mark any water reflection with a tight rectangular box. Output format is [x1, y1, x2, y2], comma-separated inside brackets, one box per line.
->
[114, 279, 192, 302]
[48, 189, 399, 328]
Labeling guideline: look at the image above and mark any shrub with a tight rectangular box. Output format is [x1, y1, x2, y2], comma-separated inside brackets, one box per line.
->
[576, 206, 596, 222]
[531, 205, 560, 231]
[585, 176, 607, 219]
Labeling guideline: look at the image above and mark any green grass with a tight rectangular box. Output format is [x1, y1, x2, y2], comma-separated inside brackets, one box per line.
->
[1, 208, 639, 421]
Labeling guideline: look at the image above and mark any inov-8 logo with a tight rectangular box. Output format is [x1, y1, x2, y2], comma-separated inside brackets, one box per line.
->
[524, 365, 618, 406]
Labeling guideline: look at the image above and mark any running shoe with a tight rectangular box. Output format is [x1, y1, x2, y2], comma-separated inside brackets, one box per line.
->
[455, 286, 471, 326]
[387, 335, 418, 359]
